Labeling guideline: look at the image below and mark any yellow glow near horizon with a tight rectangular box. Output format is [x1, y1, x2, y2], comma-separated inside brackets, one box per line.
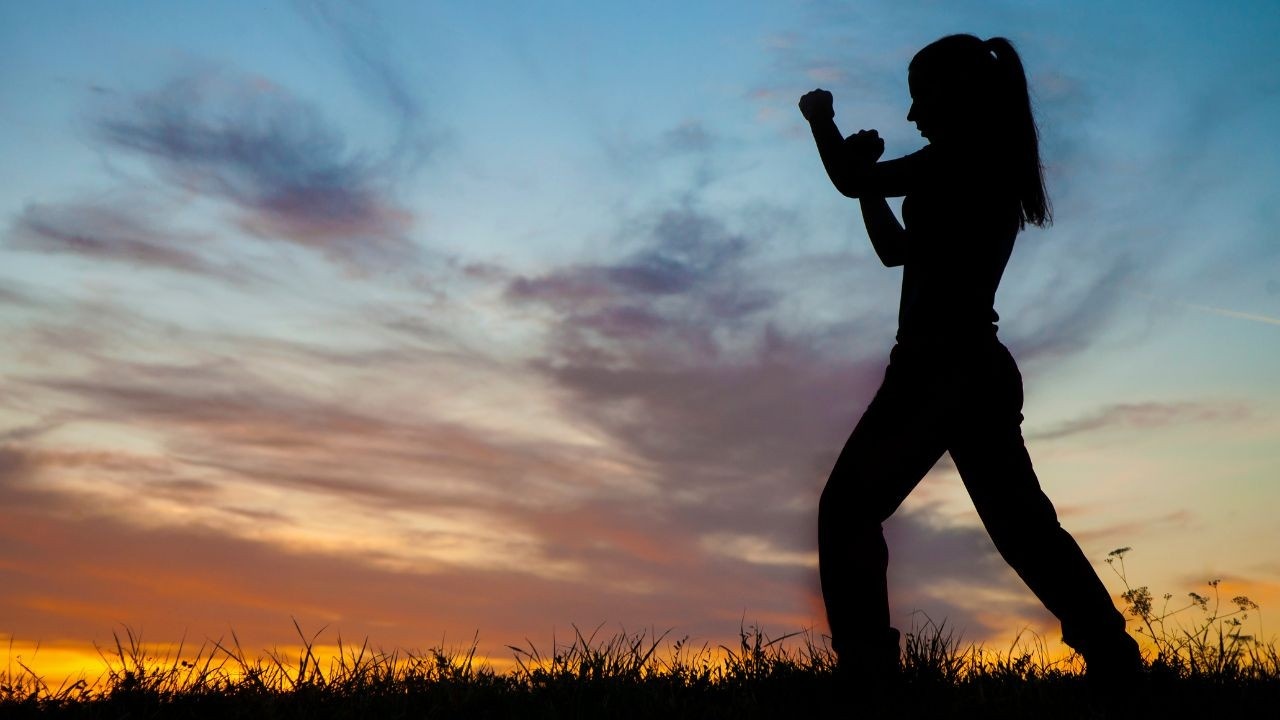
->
[0, 637, 529, 694]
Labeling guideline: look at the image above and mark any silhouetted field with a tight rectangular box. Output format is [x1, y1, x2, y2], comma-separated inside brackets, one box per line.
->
[3, 622, 1277, 719]
[4, 551, 1278, 718]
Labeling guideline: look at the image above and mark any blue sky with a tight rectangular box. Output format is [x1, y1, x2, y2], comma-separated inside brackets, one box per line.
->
[1, 0, 1278, 677]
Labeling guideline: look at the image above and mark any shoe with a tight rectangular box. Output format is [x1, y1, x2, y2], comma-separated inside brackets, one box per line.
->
[834, 627, 902, 688]
[1082, 632, 1141, 676]
[1081, 631, 1143, 705]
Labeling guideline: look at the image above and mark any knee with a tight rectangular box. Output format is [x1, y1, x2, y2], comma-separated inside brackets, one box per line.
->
[987, 514, 1063, 565]
[976, 488, 1061, 543]
[818, 481, 845, 525]
[819, 476, 883, 529]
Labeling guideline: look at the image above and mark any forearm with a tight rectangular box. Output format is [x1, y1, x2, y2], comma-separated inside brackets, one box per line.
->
[809, 117, 871, 198]
[808, 117, 850, 195]
[858, 196, 906, 267]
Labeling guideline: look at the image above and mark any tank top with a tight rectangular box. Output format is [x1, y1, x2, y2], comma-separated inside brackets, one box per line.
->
[896, 145, 1021, 346]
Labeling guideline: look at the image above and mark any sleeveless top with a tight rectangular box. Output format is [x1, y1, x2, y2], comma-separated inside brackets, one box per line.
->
[896, 145, 1021, 346]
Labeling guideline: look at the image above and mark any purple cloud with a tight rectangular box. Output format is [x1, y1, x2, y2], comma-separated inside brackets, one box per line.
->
[8, 201, 251, 282]
[506, 206, 775, 368]
[95, 71, 417, 270]
[508, 208, 754, 304]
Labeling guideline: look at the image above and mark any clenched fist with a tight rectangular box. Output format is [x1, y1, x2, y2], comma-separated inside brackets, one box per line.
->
[844, 129, 884, 165]
[798, 88, 834, 122]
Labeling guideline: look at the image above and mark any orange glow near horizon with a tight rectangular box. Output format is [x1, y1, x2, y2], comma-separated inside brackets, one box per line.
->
[12, 580, 1275, 693]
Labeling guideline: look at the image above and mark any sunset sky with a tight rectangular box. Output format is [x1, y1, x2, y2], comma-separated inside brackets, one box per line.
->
[2, 1, 1278, 681]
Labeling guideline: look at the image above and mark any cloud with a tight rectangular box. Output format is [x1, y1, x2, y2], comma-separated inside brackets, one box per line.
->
[509, 216, 745, 302]
[1, 289, 705, 590]
[503, 203, 868, 483]
[593, 118, 726, 194]
[0, 446, 32, 487]
[0, 467, 590, 650]
[7, 201, 252, 282]
[659, 120, 715, 156]
[0, 188, 1052, 658]
[506, 205, 776, 365]
[293, 0, 436, 175]
[1069, 509, 1195, 547]
[1028, 401, 1251, 442]
[95, 70, 417, 270]
[6, 375, 584, 582]
[996, 249, 1135, 370]
[0, 284, 33, 307]
[0, 438, 815, 655]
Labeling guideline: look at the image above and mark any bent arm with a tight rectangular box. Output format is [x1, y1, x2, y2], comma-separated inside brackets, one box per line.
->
[808, 116, 921, 198]
[809, 116, 857, 194]
[858, 197, 906, 267]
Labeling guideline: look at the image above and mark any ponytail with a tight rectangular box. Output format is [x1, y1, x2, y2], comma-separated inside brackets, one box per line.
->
[984, 37, 1052, 229]
[910, 34, 1053, 229]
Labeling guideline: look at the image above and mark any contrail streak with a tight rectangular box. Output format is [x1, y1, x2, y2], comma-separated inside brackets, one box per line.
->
[1131, 290, 1280, 328]
[1182, 301, 1280, 327]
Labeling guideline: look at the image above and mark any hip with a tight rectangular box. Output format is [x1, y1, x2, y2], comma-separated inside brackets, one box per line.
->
[882, 337, 1024, 411]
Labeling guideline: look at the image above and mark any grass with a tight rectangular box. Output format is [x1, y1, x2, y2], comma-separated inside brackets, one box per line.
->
[3, 550, 1278, 718]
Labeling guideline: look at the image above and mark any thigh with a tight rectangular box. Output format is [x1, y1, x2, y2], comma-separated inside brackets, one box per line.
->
[826, 362, 948, 523]
[948, 346, 1059, 529]
[951, 425, 1059, 529]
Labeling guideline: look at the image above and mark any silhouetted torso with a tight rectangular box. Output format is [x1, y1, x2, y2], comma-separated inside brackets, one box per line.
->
[896, 145, 1019, 345]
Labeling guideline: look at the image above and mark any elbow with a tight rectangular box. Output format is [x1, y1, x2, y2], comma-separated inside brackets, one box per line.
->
[827, 168, 865, 198]
[837, 163, 878, 198]
[873, 237, 906, 267]
[836, 179, 864, 199]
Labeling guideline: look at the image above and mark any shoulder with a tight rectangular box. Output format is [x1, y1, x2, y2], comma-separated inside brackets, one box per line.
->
[864, 145, 935, 198]
[901, 145, 948, 184]
[900, 145, 935, 167]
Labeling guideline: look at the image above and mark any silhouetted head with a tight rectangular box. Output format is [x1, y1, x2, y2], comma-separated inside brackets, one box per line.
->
[908, 34, 1051, 228]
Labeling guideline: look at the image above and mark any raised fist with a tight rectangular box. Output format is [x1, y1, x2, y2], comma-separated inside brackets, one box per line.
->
[844, 129, 884, 165]
[798, 88, 834, 122]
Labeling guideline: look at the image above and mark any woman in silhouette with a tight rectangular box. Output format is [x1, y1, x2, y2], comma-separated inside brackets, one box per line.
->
[799, 34, 1140, 683]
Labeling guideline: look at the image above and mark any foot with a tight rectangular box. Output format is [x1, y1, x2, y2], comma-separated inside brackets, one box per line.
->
[1081, 631, 1143, 704]
[833, 628, 903, 693]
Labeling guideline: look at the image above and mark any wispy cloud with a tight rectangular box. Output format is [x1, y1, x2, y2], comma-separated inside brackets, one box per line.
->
[1029, 400, 1251, 442]
[7, 201, 254, 283]
[95, 70, 417, 270]
[0, 183, 1053, 657]
[1070, 509, 1195, 546]
[294, 0, 437, 175]
[506, 204, 775, 365]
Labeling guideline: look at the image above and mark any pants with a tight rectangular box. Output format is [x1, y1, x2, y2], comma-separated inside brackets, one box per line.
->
[818, 339, 1128, 664]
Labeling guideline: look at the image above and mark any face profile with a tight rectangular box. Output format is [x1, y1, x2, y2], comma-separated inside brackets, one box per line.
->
[906, 66, 990, 149]
[905, 71, 939, 143]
